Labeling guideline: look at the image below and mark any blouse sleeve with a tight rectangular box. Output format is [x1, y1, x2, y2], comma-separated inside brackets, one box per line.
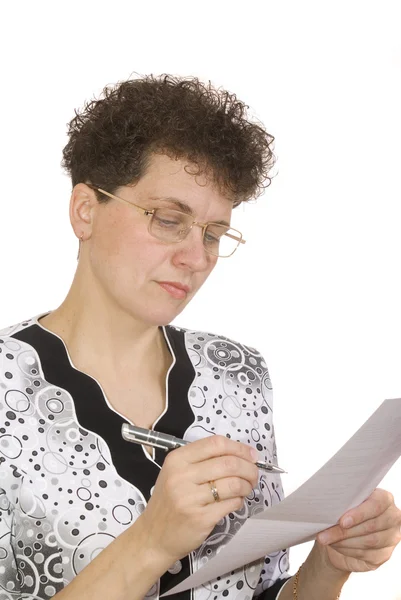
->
[0, 335, 65, 600]
[0, 477, 19, 598]
[0, 339, 20, 598]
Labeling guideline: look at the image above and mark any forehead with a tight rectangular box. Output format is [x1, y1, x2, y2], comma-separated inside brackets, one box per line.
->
[130, 153, 234, 217]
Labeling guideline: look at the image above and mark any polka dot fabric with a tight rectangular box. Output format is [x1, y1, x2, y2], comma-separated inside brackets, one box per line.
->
[183, 331, 289, 599]
[0, 316, 289, 600]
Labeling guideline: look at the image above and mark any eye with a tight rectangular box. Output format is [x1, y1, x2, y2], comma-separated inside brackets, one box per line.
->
[153, 213, 182, 228]
[156, 217, 180, 227]
[204, 224, 227, 245]
[204, 232, 220, 245]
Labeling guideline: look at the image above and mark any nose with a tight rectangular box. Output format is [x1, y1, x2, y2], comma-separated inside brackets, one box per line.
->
[171, 226, 213, 271]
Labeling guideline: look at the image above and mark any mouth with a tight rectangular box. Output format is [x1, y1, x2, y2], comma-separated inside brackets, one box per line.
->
[157, 281, 191, 299]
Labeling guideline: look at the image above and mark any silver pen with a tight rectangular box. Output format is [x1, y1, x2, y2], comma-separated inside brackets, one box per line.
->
[121, 423, 286, 473]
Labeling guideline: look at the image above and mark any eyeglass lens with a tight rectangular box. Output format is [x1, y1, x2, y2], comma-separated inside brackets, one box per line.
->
[150, 208, 240, 257]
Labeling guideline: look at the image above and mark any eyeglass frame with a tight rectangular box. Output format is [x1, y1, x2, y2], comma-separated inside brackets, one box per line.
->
[86, 184, 246, 257]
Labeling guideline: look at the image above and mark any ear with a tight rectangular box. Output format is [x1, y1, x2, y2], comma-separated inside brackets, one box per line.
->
[69, 183, 98, 241]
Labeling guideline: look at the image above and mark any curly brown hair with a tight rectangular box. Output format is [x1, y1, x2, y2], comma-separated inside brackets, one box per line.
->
[62, 74, 276, 207]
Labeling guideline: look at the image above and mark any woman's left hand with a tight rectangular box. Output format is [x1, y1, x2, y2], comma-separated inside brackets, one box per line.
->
[316, 488, 401, 573]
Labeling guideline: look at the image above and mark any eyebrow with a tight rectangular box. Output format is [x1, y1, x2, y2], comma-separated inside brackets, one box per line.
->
[148, 195, 231, 227]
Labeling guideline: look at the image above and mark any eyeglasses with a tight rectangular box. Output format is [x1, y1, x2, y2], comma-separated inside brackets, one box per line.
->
[88, 185, 246, 258]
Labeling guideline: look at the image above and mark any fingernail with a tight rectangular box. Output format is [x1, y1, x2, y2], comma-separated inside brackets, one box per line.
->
[342, 516, 353, 528]
[251, 448, 259, 461]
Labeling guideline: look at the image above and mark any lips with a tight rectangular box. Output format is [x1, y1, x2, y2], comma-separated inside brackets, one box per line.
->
[158, 281, 191, 299]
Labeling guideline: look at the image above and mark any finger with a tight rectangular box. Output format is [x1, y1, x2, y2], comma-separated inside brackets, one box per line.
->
[207, 495, 248, 524]
[328, 527, 400, 551]
[173, 434, 259, 467]
[318, 504, 401, 545]
[200, 477, 254, 506]
[318, 506, 401, 544]
[190, 454, 259, 487]
[338, 488, 395, 530]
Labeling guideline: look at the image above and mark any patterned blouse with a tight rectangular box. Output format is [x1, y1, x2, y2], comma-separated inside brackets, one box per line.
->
[0, 314, 290, 600]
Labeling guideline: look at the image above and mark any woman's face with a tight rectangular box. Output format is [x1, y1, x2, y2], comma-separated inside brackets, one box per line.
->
[82, 153, 234, 326]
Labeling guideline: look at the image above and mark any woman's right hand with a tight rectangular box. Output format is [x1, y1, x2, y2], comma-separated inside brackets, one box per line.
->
[137, 435, 259, 566]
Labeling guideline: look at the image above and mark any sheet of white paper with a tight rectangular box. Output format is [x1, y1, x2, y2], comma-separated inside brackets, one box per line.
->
[162, 398, 401, 596]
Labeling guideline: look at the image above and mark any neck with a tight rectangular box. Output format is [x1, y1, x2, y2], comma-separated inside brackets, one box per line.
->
[39, 264, 169, 382]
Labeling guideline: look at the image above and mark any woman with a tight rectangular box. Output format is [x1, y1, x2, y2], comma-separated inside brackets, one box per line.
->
[0, 74, 400, 600]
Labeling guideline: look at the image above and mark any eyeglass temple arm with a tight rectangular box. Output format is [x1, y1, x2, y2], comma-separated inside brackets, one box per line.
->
[226, 231, 246, 244]
[91, 186, 151, 216]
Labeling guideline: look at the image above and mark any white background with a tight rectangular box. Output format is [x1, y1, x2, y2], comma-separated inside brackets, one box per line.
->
[1, 1, 400, 598]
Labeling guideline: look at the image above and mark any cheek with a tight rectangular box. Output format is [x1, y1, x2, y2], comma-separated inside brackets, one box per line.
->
[89, 216, 143, 275]
[91, 220, 172, 287]
[91, 210, 126, 254]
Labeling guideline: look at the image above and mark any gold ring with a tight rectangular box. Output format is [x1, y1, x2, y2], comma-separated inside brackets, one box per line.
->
[209, 480, 220, 502]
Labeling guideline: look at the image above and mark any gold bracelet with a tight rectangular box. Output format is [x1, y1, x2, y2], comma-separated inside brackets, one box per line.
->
[293, 563, 341, 599]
